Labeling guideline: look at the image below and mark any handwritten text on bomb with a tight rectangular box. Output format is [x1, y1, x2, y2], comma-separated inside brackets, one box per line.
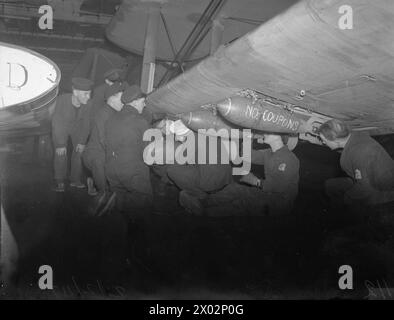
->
[245, 104, 301, 132]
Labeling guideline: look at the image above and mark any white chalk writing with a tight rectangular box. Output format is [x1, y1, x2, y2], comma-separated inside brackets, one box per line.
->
[245, 104, 300, 131]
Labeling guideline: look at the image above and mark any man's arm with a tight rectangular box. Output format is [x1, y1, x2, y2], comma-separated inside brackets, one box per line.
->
[51, 99, 68, 148]
[250, 148, 271, 165]
[142, 106, 154, 125]
[77, 102, 92, 145]
[343, 151, 376, 204]
[140, 118, 151, 149]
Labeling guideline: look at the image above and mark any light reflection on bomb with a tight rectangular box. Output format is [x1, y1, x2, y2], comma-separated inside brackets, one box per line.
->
[216, 96, 309, 134]
[179, 109, 235, 132]
[178, 109, 253, 139]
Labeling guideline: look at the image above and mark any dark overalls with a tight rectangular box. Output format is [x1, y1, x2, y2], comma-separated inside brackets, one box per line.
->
[104, 106, 153, 216]
[104, 105, 153, 261]
[163, 136, 233, 198]
[83, 104, 115, 193]
[203, 146, 300, 216]
[52, 93, 90, 184]
[325, 132, 394, 207]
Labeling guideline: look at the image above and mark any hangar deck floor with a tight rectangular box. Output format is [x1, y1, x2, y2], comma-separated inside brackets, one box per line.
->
[1, 138, 394, 299]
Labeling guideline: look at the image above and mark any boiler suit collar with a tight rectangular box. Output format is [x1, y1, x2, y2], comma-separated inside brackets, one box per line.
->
[343, 132, 369, 153]
[122, 105, 141, 115]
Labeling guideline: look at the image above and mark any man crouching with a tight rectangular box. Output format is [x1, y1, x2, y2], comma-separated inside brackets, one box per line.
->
[179, 133, 300, 217]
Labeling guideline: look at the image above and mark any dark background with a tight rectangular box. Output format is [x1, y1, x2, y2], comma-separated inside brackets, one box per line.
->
[1, 0, 394, 299]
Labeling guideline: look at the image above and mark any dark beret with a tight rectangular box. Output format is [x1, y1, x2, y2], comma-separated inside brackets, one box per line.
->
[103, 68, 122, 82]
[121, 85, 145, 104]
[71, 77, 93, 91]
[104, 82, 126, 100]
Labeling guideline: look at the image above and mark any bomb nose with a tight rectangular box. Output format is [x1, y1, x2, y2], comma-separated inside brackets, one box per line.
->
[177, 112, 193, 126]
[216, 98, 232, 116]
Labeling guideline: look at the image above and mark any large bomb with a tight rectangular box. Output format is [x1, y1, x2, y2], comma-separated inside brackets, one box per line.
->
[179, 109, 235, 132]
[216, 96, 309, 134]
[179, 109, 252, 139]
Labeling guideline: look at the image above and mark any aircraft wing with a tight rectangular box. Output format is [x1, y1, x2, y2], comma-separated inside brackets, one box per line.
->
[146, 0, 394, 135]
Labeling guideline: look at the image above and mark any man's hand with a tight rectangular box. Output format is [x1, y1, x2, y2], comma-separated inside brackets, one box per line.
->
[56, 147, 67, 156]
[239, 172, 261, 187]
[156, 119, 172, 135]
[76, 144, 85, 153]
[254, 134, 265, 144]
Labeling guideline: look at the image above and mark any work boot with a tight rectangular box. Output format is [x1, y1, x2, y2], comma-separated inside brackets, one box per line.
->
[87, 191, 105, 216]
[179, 190, 204, 216]
[96, 192, 117, 217]
[70, 181, 86, 189]
[53, 182, 65, 193]
[87, 177, 98, 196]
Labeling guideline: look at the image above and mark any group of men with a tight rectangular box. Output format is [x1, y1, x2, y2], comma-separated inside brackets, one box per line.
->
[52, 70, 151, 217]
[51, 69, 394, 223]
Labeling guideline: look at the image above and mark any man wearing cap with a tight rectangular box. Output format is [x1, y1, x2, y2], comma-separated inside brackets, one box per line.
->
[319, 119, 394, 209]
[179, 133, 299, 216]
[149, 119, 233, 205]
[52, 77, 93, 192]
[89, 68, 124, 117]
[83, 82, 125, 205]
[103, 85, 152, 262]
[103, 85, 151, 213]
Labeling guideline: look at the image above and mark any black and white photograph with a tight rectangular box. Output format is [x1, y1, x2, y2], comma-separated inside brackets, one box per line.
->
[0, 0, 394, 303]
